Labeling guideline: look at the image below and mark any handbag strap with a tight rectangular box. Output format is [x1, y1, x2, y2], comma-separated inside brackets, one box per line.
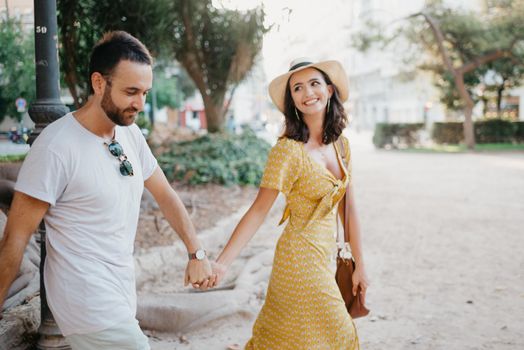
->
[336, 137, 350, 245]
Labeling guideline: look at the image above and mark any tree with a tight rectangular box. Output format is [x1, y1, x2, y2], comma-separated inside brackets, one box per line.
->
[354, 0, 524, 149]
[148, 63, 196, 111]
[57, 0, 174, 108]
[0, 18, 35, 123]
[172, 0, 267, 132]
[483, 58, 524, 117]
[57, 0, 266, 133]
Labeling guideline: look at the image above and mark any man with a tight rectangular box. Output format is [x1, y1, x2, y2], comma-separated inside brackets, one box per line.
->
[0, 31, 212, 349]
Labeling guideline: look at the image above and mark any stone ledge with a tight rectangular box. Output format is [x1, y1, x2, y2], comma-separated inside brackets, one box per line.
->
[0, 296, 40, 350]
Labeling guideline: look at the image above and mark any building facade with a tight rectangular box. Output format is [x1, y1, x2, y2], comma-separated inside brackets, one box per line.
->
[346, 0, 523, 129]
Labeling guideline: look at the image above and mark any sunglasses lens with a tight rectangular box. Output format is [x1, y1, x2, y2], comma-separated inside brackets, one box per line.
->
[119, 160, 134, 176]
[108, 141, 123, 157]
[107, 139, 133, 176]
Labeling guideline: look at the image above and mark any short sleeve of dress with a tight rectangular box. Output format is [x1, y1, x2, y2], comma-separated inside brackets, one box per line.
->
[260, 138, 302, 196]
[342, 135, 352, 180]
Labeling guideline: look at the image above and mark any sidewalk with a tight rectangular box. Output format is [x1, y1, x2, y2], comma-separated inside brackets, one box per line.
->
[0, 141, 29, 156]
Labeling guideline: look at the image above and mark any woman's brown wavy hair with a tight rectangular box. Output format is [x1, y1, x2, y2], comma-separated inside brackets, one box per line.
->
[281, 68, 347, 144]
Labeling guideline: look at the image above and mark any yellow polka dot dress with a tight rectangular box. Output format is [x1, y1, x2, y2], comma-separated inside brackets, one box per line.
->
[245, 136, 360, 350]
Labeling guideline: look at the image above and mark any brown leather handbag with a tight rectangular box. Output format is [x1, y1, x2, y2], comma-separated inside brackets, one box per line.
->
[335, 138, 370, 319]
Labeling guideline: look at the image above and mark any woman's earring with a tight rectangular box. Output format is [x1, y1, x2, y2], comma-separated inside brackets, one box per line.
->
[327, 98, 331, 113]
[295, 108, 300, 120]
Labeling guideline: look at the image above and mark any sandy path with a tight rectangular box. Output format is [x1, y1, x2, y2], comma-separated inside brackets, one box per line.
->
[148, 131, 524, 349]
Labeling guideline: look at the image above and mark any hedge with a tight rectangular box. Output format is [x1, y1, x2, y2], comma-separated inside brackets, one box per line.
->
[373, 123, 425, 148]
[157, 129, 271, 186]
[514, 121, 524, 143]
[474, 119, 516, 143]
[431, 119, 523, 145]
[431, 122, 463, 144]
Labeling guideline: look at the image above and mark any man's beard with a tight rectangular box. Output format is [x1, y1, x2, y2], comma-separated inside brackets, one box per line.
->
[101, 86, 138, 126]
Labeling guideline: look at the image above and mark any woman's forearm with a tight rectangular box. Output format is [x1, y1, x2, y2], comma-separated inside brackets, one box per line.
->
[348, 205, 364, 266]
[216, 188, 278, 267]
[347, 187, 365, 266]
[339, 185, 365, 267]
[216, 206, 266, 267]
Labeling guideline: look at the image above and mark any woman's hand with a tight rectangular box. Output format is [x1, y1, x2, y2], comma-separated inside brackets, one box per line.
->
[208, 260, 228, 288]
[352, 265, 369, 304]
[184, 258, 213, 290]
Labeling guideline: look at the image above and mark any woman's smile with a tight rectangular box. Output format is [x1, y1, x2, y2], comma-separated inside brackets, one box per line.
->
[303, 98, 320, 106]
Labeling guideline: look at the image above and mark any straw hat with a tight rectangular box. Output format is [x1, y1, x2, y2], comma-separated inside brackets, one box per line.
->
[268, 57, 349, 113]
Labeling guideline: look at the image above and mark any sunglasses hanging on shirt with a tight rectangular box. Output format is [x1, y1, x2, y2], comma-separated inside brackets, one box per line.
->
[104, 139, 134, 177]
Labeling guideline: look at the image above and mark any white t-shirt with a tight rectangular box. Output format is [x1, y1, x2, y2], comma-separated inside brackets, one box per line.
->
[15, 113, 158, 336]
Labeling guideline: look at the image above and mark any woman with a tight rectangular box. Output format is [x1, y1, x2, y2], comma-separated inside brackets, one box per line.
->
[209, 58, 368, 349]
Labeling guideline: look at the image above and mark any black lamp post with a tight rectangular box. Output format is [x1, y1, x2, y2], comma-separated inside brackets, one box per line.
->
[29, 0, 69, 349]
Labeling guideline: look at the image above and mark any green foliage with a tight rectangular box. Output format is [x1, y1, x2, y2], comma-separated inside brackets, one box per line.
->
[58, 0, 105, 106]
[57, 0, 175, 106]
[135, 112, 151, 134]
[0, 18, 35, 123]
[353, 0, 524, 112]
[483, 57, 524, 116]
[372, 123, 425, 148]
[400, 143, 524, 152]
[431, 69, 482, 111]
[157, 129, 271, 186]
[515, 122, 524, 143]
[173, 0, 268, 132]
[416, 1, 524, 110]
[473, 143, 524, 151]
[0, 154, 26, 163]
[474, 119, 516, 143]
[432, 122, 464, 144]
[146, 65, 180, 111]
[351, 19, 390, 52]
[145, 64, 196, 111]
[432, 120, 523, 144]
[173, 1, 266, 102]
[57, 0, 266, 133]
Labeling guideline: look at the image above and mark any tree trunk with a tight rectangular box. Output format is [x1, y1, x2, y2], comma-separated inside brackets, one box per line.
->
[64, 70, 81, 109]
[496, 84, 505, 118]
[421, 12, 475, 149]
[481, 96, 488, 116]
[419, 12, 514, 150]
[179, 57, 225, 132]
[453, 75, 476, 149]
[202, 94, 226, 133]
[59, 0, 82, 108]
[463, 105, 475, 149]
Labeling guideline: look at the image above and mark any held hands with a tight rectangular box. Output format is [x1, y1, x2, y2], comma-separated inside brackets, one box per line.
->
[184, 258, 213, 291]
[185, 260, 228, 290]
[208, 260, 228, 288]
[352, 264, 370, 305]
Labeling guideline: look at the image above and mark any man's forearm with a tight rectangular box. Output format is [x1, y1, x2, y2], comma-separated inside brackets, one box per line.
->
[0, 233, 28, 309]
[0, 192, 49, 310]
[157, 190, 202, 253]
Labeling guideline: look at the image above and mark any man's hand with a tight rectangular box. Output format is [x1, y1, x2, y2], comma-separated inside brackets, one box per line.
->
[184, 258, 212, 291]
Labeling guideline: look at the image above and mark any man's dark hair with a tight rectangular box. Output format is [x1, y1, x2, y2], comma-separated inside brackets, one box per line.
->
[88, 31, 153, 94]
[282, 68, 347, 144]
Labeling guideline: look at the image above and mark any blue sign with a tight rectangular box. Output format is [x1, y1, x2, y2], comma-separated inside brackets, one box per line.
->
[15, 98, 27, 113]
